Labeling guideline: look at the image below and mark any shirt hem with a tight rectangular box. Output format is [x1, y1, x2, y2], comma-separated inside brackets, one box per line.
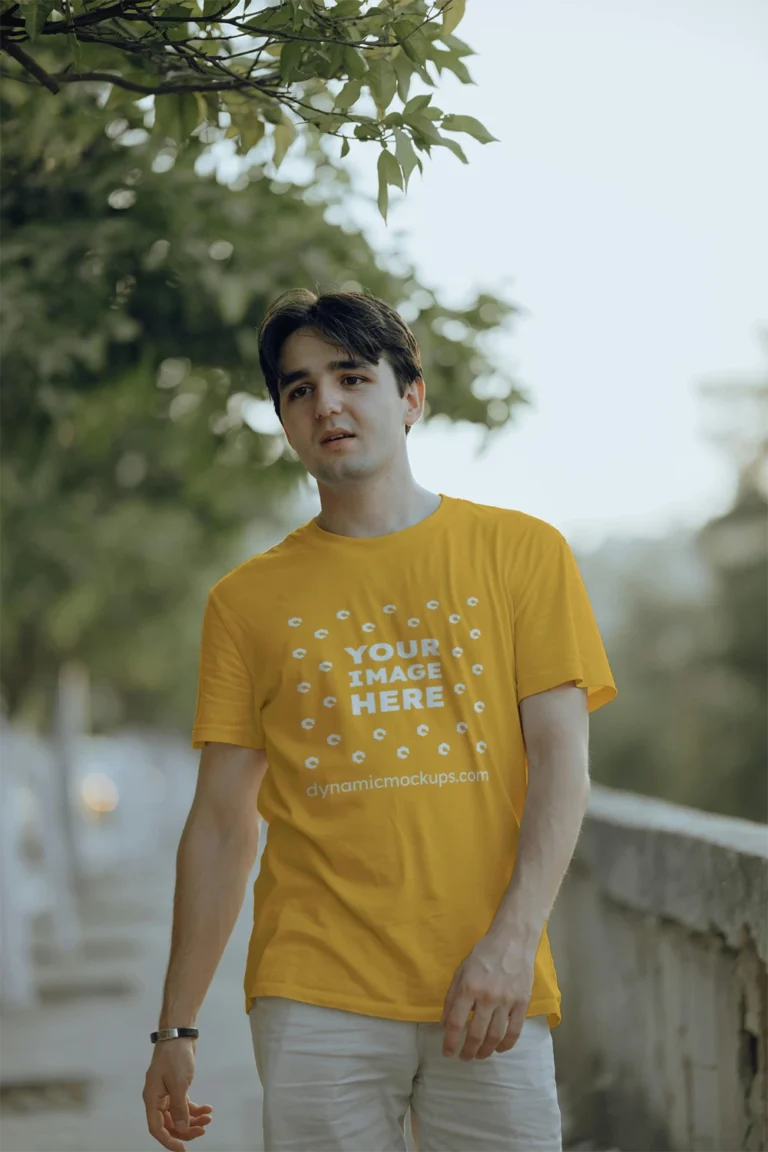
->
[245, 983, 562, 1029]
[517, 668, 616, 714]
[191, 726, 265, 750]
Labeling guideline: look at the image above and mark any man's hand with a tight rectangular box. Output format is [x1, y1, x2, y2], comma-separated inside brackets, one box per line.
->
[440, 933, 537, 1060]
[143, 1039, 213, 1151]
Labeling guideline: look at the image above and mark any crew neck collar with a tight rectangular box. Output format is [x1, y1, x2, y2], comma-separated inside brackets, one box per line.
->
[302, 493, 452, 548]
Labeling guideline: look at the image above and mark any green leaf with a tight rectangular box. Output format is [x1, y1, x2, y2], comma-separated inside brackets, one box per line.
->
[237, 115, 265, 152]
[178, 93, 200, 141]
[331, 0, 361, 16]
[333, 78, 361, 112]
[280, 40, 304, 83]
[340, 136, 350, 157]
[203, 0, 235, 17]
[273, 116, 297, 168]
[343, 46, 366, 80]
[325, 41, 345, 78]
[67, 31, 82, 74]
[439, 0, 465, 36]
[400, 28, 430, 66]
[310, 112, 343, 133]
[434, 132, 468, 164]
[261, 102, 283, 125]
[378, 145, 403, 191]
[245, 5, 293, 30]
[413, 62, 435, 88]
[437, 53, 473, 85]
[443, 33, 474, 57]
[440, 114, 498, 144]
[366, 58, 397, 118]
[353, 122, 378, 141]
[156, 1, 192, 40]
[155, 93, 201, 145]
[21, 0, 55, 43]
[376, 152, 389, 222]
[403, 93, 431, 116]
[392, 48, 413, 104]
[393, 127, 421, 188]
[405, 112, 442, 147]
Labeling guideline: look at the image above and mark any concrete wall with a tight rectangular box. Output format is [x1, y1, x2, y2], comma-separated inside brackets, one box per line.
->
[549, 785, 768, 1152]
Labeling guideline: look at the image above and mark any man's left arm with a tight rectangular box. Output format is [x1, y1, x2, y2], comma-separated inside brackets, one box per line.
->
[441, 681, 590, 1060]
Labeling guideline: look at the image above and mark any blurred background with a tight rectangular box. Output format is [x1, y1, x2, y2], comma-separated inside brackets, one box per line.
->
[1, 1, 766, 1150]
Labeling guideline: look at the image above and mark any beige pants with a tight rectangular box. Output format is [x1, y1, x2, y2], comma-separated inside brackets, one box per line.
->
[249, 997, 562, 1151]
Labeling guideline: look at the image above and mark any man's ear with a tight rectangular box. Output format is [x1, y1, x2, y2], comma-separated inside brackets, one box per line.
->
[405, 375, 426, 426]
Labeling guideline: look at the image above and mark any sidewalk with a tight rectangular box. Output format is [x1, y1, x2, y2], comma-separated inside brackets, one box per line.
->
[1, 854, 264, 1152]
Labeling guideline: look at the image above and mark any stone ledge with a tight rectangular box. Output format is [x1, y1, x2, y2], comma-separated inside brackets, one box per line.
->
[576, 785, 768, 963]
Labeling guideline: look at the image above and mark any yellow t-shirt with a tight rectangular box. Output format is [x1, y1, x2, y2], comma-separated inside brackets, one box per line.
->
[192, 495, 617, 1028]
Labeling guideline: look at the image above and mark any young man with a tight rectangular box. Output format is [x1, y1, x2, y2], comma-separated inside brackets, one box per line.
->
[143, 288, 617, 1152]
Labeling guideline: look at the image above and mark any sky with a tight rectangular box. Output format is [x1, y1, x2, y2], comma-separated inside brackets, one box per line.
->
[328, 0, 768, 551]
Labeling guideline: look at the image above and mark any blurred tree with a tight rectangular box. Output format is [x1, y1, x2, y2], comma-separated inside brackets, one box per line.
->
[0, 0, 496, 220]
[587, 354, 768, 823]
[694, 362, 768, 820]
[0, 78, 526, 733]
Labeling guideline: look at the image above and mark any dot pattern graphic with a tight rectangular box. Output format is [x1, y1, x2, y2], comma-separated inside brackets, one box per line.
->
[290, 596, 489, 769]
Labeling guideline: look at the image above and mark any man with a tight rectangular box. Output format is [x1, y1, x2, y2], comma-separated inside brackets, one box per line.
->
[143, 288, 617, 1152]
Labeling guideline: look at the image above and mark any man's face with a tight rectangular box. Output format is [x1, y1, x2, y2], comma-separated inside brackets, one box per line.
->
[277, 327, 423, 486]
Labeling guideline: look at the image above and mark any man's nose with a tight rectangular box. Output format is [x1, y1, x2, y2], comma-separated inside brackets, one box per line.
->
[313, 382, 344, 419]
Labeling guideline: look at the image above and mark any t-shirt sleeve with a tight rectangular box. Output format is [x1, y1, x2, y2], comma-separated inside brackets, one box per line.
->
[513, 523, 617, 714]
[191, 591, 265, 750]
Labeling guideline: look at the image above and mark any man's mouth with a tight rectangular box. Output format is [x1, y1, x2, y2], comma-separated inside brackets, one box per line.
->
[321, 432, 355, 444]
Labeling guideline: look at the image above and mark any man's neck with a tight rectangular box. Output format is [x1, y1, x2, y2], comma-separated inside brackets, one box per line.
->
[314, 484, 442, 539]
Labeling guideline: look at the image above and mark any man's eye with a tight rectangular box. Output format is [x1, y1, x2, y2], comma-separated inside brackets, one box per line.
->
[343, 376, 364, 386]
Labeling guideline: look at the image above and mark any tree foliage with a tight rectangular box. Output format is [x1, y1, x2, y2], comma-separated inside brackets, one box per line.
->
[0, 78, 526, 731]
[0, 0, 497, 219]
[587, 369, 768, 823]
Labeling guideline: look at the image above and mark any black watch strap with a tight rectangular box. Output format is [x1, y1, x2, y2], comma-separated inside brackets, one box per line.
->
[151, 1027, 199, 1044]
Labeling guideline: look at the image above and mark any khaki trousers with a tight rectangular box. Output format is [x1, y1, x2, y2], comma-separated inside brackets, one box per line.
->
[249, 996, 562, 1151]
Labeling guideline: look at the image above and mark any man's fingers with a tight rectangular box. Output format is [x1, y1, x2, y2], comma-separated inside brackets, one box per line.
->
[170, 1105, 190, 1132]
[147, 1105, 187, 1152]
[496, 1009, 524, 1052]
[164, 1108, 210, 1140]
[144, 1059, 209, 1149]
[457, 1005, 494, 1061]
[441, 994, 474, 1056]
[168, 1085, 195, 1130]
[440, 973, 460, 1026]
[189, 1102, 213, 1115]
[475, 1005, 511, 1059]
[166, 1102, 212, 1128]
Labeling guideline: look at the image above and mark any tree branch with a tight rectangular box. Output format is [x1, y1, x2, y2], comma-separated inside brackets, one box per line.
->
[39, 68, 262, 94]
[1, 39, 60, 92]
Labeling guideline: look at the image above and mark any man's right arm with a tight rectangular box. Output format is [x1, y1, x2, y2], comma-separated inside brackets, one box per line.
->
[158, 741, 267, 1030]
[144, 742, 266, 1150]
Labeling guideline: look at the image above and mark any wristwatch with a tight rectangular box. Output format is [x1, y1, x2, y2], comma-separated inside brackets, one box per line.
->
[151, 1027, 199, 1044]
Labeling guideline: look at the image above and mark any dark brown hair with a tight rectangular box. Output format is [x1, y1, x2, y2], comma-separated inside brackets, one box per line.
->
[257, 288, 423, 435]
